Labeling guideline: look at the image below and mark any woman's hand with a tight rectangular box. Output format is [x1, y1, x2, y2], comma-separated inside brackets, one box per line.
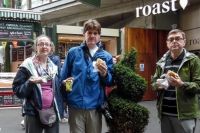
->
[29, 76, 46, 84]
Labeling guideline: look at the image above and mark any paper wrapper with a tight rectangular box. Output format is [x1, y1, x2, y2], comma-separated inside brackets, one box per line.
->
[66, 80, 73, 91]
[92, 61, 105, 72]
[157, 78, 169, 90]
[93, 61, 99, 72]
[41, 77, 47, 83]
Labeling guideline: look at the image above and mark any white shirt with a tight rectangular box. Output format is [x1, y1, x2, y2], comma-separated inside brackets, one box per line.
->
[89, 46, 98, 57]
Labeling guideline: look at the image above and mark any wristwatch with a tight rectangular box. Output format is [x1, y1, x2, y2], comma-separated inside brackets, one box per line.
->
[179, 82, 188, 90]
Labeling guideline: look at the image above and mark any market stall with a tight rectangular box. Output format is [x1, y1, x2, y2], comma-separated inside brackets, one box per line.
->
[0, 8, 41, 107]
[0, 72, 23, 107]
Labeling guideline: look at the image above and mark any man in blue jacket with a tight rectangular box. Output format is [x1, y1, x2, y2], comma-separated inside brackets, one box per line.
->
[60, 19, 114, 133]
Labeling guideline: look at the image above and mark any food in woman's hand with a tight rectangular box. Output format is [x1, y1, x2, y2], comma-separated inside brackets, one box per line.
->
[167, 70, 179, 79]
[66, 80, 73, 91]
[41, 76, 48, 82]
[96, 58, 103, 66]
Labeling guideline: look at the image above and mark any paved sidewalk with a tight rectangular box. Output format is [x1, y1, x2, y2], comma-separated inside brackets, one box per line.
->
[139, 100, 200, 133]
[0, 100, 199, 133]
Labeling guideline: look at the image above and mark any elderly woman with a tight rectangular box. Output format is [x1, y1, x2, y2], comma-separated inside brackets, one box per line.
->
[12, 35, 63, 133]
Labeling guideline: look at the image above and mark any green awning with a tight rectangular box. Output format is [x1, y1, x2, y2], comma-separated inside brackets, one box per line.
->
[0, 8, 42, 21]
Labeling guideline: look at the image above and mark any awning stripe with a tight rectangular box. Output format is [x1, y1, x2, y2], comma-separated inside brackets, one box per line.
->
[0, 11, 41, 21]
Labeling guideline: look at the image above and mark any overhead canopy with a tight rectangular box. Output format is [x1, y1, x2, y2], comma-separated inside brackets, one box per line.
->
[0, 8, 42, 22]
[76, 0, 101, 7]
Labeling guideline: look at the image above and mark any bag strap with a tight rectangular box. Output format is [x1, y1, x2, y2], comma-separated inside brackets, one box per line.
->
[30, 99, 40, 111]
[30, 99, 54, 111]
[83, 45, 106, 101]
[83, 45, 94, 61]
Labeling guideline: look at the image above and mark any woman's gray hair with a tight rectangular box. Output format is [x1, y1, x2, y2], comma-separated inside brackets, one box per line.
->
[34, 34, 51, 46]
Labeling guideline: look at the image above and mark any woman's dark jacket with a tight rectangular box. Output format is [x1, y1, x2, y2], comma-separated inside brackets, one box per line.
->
[12, 57, 64, 120]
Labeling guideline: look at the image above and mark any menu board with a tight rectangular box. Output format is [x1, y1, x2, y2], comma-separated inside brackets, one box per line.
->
[0, 21, 33, 40]
[13, 95, 23, 104]
[25, 46, 32, 58]
[58, 43, 66, 59]
[17, 47, 24, 61]
[12, 48, 17, 62]
[3, 95, 13, 105]
[0, 95, 23, 105]
[0, 96, 2, 105]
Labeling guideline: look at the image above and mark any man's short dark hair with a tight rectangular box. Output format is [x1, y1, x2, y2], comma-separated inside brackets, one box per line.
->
[83, 19, 101, 35]
[167, 29, 186, 39]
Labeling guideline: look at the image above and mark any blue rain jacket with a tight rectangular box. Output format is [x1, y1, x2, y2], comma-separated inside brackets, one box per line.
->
[60, 41, 114, 109]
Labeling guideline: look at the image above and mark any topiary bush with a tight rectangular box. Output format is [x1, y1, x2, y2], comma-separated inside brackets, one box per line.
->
[106, 47, 150, 133]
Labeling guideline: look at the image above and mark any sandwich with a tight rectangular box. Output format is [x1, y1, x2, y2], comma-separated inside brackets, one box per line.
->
[167, 70, 179, 79]
[96, 58, 103, 66]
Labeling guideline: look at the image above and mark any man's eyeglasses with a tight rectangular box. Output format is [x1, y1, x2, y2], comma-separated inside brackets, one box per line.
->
[87, 32, 99, 36]
[37, 42, 51, 47]
[167, 37, 184, 43]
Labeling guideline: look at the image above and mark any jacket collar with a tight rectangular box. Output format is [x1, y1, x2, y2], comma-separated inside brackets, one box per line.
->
[156, 48, 195, 72]
[158, 48, 192, 63]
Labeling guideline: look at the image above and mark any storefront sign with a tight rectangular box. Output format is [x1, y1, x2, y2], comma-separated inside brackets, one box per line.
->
[189, 38, 200, 45]
[136, 0, 188, 18]
[185, 28, 200, 51]
[0, 22, 33, 40]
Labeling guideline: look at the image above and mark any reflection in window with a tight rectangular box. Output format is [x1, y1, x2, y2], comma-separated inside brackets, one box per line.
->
[21, 0, 59, 9]
[32, 0, 49, 8]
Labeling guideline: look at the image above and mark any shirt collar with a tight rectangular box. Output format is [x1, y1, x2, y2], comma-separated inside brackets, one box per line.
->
[169, 50, 185, 60]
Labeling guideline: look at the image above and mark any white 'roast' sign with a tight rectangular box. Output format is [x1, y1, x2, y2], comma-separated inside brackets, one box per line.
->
[136, 0, 188, 18]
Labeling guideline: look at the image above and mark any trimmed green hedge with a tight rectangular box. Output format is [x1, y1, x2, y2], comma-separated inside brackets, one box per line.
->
[106, 47, 149, 133]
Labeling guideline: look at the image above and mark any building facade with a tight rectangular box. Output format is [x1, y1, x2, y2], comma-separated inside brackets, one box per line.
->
[1, 0, 200, 101]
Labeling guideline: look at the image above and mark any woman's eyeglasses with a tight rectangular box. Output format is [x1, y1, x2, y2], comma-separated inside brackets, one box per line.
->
[37, 42, 51, 47]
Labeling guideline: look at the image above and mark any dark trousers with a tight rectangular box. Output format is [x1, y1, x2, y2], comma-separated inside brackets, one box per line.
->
[25, 115, 59, 133]
[161, 115, 196, 133]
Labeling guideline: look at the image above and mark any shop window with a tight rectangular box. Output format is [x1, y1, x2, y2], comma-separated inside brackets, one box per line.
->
[11, 45, 33, 72]
[58, 42, 81, 66]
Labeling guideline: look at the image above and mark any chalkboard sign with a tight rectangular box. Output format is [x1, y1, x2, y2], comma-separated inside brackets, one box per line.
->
[25, 46, 32, 58]
[0, 21, 33, 40]
[12, 48, 17, 62]
[18, 47, 24, 61]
